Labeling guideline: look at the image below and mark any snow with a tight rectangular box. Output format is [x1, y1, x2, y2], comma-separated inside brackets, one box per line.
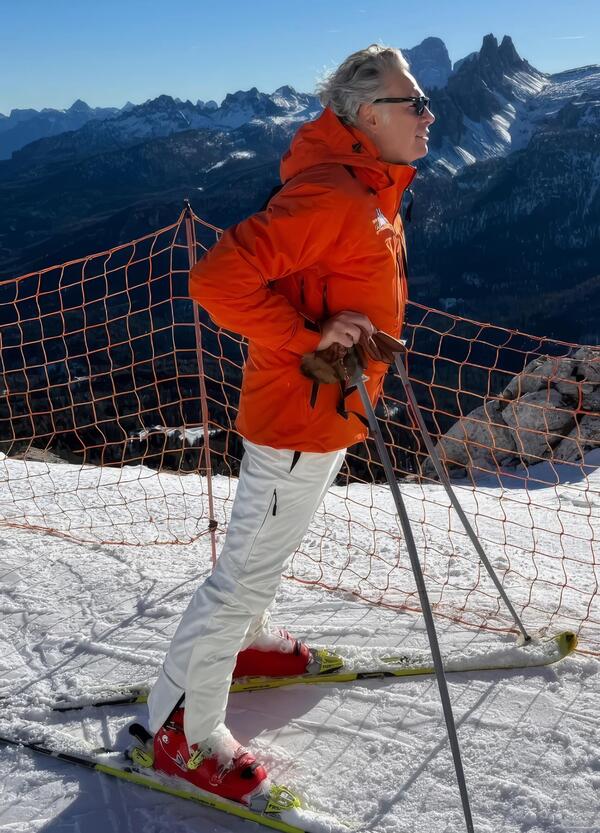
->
[204, 158, 227, 172]
[0, 455, 599, 831]
[201, 149, 263, 172]
[429, 63, 600, 173]
[127, 425, 205, 444]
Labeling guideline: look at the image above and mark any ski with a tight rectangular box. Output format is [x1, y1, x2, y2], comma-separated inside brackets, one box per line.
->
[0, 730, 346, 833]
[43, 630, 576, 712]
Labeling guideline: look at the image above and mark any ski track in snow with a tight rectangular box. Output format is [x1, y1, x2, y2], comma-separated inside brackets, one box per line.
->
[0, 458, 599, 832]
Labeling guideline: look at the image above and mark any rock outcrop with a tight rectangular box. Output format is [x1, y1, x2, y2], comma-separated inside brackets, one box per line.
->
[429, 348, 600, 472]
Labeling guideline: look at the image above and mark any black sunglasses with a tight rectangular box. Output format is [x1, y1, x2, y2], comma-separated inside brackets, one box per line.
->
[372, 95, 430, 115]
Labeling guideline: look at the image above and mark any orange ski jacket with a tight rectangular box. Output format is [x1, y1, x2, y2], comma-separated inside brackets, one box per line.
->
[189, 106, 417, 452]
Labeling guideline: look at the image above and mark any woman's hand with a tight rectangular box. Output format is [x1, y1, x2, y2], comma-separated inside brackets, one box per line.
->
[316, 311, 374, 351]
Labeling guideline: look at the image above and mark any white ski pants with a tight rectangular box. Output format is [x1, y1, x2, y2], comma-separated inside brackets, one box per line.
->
[148, 437, 346, 746]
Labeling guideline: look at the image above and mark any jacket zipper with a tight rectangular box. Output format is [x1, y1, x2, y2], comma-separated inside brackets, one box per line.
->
[394, 240, 409, 323]
[396, 169, 417, 218]
[391, 185, 412, 321]
[322, 280, 330, 318]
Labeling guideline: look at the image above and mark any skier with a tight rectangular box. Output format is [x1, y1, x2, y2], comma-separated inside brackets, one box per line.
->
[147, 43, 435, 803]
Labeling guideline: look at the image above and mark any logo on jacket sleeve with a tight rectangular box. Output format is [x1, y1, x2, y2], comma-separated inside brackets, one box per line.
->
[372, 208, 395, 235]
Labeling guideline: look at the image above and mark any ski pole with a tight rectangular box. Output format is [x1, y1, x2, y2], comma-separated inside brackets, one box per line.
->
[352, 368, 475, 833]
[392, 353, 530, 642]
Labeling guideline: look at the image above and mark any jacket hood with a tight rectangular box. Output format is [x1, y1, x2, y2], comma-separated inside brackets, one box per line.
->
[280, 106, 417, 198]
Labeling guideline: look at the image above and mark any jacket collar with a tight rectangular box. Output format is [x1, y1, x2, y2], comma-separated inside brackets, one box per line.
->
[280, 107, 416, 215]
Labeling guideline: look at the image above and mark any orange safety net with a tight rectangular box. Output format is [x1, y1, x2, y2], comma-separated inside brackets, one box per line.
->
[0, 206, 598, 654]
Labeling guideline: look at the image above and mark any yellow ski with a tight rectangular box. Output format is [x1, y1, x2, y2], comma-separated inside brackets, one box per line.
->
[48, 631, 577, 709]
[0, 733, 346, 833]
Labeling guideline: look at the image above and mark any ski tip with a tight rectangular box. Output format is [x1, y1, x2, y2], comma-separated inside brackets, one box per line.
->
[556, 631, 578, 656]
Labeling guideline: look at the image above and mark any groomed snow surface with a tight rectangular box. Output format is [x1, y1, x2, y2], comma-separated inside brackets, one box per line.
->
[0, 457, 599, 832]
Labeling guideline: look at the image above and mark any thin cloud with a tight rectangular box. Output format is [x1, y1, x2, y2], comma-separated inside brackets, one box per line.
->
[551, 35, 586, 40]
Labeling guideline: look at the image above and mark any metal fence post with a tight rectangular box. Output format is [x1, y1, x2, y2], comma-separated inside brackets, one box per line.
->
[182, 200, 218, 566]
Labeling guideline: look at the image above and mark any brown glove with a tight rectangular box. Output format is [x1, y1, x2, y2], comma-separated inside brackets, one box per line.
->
[355, 329, 406, 367]
[301, 330, 406, 385]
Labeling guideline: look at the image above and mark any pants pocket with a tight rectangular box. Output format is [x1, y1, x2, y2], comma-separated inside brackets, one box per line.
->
[243, 488, 277, 568]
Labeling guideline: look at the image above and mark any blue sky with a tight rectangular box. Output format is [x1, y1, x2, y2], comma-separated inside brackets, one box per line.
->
[1, 0, 599, 114]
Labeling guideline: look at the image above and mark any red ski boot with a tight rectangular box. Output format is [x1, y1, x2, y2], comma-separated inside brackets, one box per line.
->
[234, 628, 311, 677]
[149, 708, 268, 804]
[233, 627, 344, 677]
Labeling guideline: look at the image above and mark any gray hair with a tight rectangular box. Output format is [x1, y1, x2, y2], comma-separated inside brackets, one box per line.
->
[315, 44, 410, 126]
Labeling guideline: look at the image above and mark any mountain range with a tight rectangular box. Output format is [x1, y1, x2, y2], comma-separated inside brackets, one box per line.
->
[1, 33, 599, 343]
[0, 99, 125, 161]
